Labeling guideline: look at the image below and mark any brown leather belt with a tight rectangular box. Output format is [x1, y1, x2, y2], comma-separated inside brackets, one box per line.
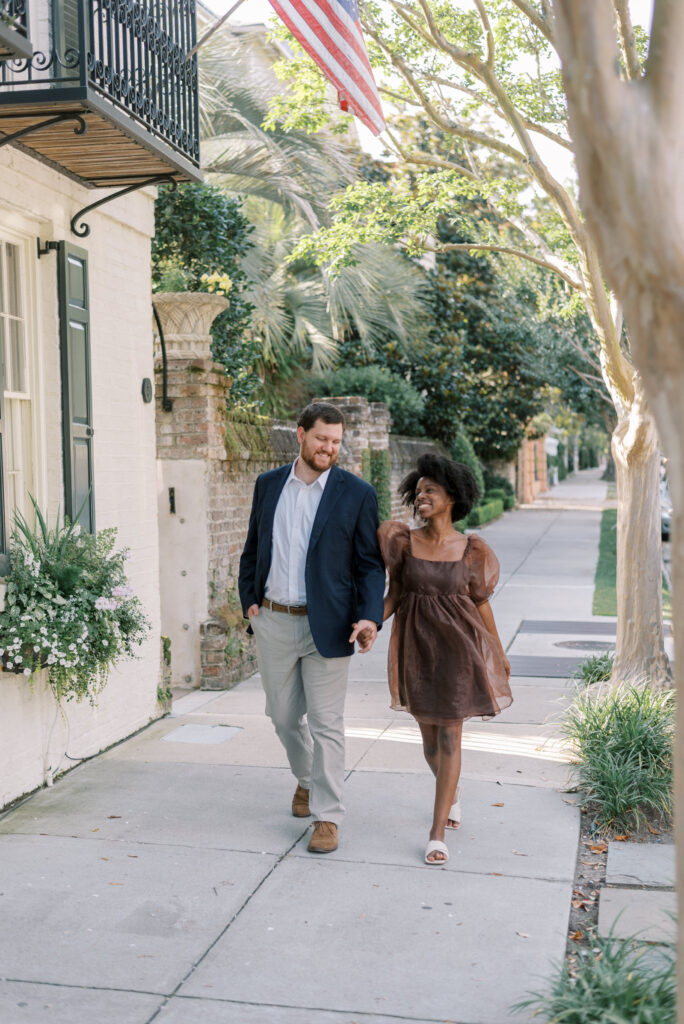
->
[261, 598, 308, 616]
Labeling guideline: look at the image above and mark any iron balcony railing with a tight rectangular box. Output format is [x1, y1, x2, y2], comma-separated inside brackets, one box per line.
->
[0, 0, 200, 178]
[0, 0, 32, 62]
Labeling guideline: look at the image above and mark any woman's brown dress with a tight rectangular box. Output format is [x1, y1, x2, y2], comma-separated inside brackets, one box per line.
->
[378, 521, 513, 724]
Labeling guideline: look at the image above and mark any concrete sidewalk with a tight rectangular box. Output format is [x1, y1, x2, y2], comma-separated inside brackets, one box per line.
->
[0, 470, 611, 1024]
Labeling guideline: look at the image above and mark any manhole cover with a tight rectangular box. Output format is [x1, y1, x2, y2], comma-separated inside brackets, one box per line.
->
[553, 640, 615, 652]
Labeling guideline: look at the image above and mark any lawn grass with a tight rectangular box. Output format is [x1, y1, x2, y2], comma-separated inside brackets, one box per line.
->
[593, 508, 617, 615]
[593, 508, 671, 618]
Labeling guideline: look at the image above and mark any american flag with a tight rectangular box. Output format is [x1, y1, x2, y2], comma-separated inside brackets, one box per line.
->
[268, 0, 386, 136]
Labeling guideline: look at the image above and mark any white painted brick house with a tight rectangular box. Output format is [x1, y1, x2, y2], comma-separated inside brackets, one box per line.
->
[0, 0, 201, 808]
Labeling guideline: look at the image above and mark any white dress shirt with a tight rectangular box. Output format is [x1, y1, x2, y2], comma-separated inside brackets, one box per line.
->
[265, 460, 331, 605]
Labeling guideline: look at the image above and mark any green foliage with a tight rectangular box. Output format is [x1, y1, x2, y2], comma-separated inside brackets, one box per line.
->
[573, 651, 615, 686]
[515, 932, 675, 1024]
[361, 448, 372, 483]
[484, 488, 507, 503]
[157, 685, 172, 704]
[593, 508, 617, 616]
[562, 685, 674, 833]
[467, 498, 504, 527]
[485, 488, 514, 510]
[314, 365, 425, 437]
[482, 468, 514, 496]
[161, 635, 171, 667]
[0, 500, 150, 704]
[450, 430, 485, 496]
[152, 182, 259, 405]
[370, 448, 392, 522]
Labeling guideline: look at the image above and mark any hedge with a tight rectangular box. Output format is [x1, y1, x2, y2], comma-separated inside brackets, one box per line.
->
[467, 498, 504, 527]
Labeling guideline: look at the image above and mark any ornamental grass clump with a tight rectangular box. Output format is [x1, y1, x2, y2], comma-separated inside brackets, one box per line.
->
[562, 683, 674, 832]
[0, 500, 150, 704]
[515, 932, 675, 1023]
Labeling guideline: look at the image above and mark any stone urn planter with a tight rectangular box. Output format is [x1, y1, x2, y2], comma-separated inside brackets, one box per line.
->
[152, 291, 229, 360]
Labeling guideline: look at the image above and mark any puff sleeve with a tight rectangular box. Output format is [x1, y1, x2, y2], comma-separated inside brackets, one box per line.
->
[466, 535, 500, 605]
[377, 520, 410, 581]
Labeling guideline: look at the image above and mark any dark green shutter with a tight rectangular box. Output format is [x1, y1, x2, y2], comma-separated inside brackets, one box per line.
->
[58, 242, 95, 532]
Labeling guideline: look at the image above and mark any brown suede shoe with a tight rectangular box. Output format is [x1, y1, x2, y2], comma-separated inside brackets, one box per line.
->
[308, 821, 338, 853]
[292, 785, 311, 818]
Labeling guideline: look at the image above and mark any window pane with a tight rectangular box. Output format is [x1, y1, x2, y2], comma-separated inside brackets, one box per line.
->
[8, 319, 26, 393]
[4, 398, 34, 533]
[5, 244, 22, 317]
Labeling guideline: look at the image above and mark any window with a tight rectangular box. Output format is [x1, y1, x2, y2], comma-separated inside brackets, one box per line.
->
[0, 237, 35, 565]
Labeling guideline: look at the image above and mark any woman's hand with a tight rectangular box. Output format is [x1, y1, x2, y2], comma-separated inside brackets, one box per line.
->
[502, 654, 511, 678]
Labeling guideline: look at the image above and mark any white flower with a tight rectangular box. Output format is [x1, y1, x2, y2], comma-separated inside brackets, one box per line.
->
[46, 654, 56, 665]
[6, 662, 13, 669]
[33, 645, 40, 652]
[23, 668, 31, 676]
[15, 655, 22, 663]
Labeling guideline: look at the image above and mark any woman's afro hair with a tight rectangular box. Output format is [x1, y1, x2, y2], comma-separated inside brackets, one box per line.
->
[399, 453, 481, 522]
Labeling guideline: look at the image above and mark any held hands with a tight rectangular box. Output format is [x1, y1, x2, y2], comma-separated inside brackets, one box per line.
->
[349, 619, 378, 653]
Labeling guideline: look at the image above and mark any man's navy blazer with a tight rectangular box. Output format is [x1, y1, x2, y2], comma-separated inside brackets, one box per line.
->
[238, 463, 386, 658]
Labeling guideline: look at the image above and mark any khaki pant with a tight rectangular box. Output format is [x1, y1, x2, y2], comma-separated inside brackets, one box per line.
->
[250, 605, 351, 826]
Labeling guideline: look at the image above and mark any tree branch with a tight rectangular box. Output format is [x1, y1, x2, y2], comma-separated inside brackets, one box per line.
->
[421, 72, 573, 149]
[509, 0, 555, 44]
[364, 19, 528, 163]
[423, 241, 584, 289]
[472, 0, 495, 67]
[384, 126, 478, 179]
[647, 0, 684, 121]
[567, 364, 614, 405]
[611, 0, 642, 79]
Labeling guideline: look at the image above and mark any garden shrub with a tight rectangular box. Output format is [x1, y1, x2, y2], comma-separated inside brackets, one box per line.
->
[561, 684, 674, 832]
[315, 365, 425, 437]
[482, 467, 514, 495]
[370, 448, 392, 522]
[450, 430, 485, 496]
[515, 931, 675, 1024]
[467, 498, 504, 527]
[484, 488, 507, 503]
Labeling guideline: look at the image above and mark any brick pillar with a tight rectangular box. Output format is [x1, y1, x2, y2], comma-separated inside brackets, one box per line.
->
[153, 291, 233, 691]
[316, 395, 371, 475]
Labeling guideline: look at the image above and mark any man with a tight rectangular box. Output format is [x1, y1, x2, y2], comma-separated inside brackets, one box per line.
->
[238, 402, 386, 853]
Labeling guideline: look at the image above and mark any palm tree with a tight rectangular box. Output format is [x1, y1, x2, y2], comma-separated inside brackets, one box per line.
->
[197, 24, 430, 410]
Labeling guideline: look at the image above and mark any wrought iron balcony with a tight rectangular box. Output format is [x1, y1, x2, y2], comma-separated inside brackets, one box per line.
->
[0, 0, 200, 185]
[0, 1, 32, 62]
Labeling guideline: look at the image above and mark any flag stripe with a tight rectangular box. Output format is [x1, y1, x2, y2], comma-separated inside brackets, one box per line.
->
[309, 0, 376, 84]
[286, 0, 382, 120]
[268, 0, 385, 135]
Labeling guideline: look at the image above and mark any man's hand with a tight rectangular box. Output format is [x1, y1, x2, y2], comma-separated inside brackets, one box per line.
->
[247, 604, 260, 619]
[349, 619, 378, 653]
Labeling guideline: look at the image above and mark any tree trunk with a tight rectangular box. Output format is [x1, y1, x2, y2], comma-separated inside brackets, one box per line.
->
[611, 394, 671, 685]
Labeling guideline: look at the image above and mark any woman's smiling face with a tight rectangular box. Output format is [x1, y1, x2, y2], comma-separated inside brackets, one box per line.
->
[414, 476, 454, 520]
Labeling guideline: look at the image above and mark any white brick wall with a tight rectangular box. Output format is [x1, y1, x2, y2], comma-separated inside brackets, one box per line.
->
[0, 145, 162, 809]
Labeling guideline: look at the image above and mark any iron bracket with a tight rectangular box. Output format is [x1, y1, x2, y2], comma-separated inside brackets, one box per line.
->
[37, 239, 59, 259]
[70, 173, 178, 238]
[0, 112, 87, 151]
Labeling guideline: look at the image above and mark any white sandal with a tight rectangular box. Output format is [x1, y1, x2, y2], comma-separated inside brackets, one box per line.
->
[446, 787, 462, 830]
[425, 839, 449, 864]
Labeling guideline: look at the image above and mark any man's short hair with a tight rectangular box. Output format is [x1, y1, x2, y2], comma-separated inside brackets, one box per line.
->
[298, 402, 345, 431]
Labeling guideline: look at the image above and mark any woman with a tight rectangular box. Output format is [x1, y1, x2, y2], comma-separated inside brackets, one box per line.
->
[379, 454, 512, 865]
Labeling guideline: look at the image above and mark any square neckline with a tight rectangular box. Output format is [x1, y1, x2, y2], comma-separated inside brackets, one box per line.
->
[407, 530, 471, 564]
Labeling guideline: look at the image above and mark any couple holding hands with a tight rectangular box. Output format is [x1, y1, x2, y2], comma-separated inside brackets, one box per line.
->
[239, 402, 512, 865]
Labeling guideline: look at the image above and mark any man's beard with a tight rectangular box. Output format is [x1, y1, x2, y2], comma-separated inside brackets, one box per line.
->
[300, 446, 338, 472]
